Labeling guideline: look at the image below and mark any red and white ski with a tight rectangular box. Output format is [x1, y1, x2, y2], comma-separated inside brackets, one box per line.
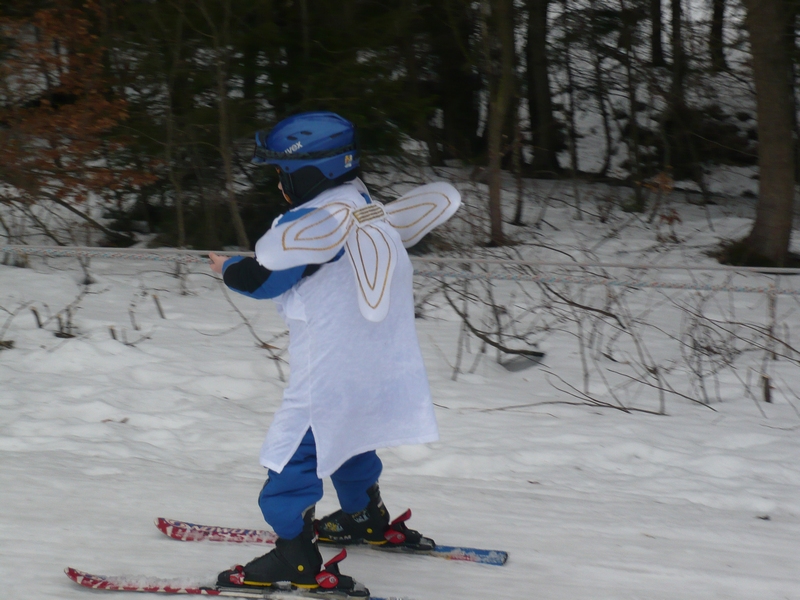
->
[65, 567, 408, 600]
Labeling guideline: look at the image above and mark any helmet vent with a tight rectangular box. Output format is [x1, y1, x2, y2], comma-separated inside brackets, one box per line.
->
[300, 131, 312, 135]
[287, 135, 298, 140]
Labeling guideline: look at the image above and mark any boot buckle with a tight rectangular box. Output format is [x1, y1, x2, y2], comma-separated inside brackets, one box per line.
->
[228, 565, 246, 586]
[385, 529, 406, 544]
[315, 549, 347, 589]
[315, 571, 339, 589]
[384, 509, 412, 544]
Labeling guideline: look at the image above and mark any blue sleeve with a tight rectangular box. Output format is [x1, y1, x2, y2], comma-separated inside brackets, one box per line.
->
[222, 256, 306, 299]
[220, 203, 346, 300]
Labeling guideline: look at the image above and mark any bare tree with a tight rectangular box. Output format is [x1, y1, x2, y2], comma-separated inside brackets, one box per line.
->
[481, 0, 516, 246]
[196, 0, 250, 250]
[670, 0, 686, 105]
[739, 0, 795, 266]
[709, 0, 728, 72]
[526, 0, 560, 176]
[650, 0, 665, 66]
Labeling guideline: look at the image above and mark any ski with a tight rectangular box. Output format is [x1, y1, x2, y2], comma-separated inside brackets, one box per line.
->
[155, 517, 508, 566]
[65, 568, 409, 600]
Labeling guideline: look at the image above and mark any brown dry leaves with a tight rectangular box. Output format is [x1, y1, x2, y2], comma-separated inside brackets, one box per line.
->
[0, 2, 156, 207]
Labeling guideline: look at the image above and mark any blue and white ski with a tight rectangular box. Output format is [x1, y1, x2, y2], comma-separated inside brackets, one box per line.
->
[156, 517, 508, 566]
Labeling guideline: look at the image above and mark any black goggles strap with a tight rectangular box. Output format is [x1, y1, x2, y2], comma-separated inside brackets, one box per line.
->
[253, 143, 357, 163]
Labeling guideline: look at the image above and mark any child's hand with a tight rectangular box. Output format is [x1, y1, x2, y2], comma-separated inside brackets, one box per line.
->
[208, 252, 227, 274]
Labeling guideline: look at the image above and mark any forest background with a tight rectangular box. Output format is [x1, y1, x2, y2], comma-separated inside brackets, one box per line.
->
[0, 0, 798, 266]
[4, 5, 800, 596]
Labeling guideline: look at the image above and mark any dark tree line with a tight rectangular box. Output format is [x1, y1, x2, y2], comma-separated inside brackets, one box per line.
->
[0, 0, 798, 265]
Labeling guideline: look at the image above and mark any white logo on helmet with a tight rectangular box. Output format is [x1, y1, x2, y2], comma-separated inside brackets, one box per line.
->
[284, 141, 303, 154]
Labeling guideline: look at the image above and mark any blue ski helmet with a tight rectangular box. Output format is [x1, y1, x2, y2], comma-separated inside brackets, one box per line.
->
[252, 111, 360, 204]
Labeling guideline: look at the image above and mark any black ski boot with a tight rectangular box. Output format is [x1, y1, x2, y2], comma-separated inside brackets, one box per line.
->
[316, 484, 435, 552]
[217, 507, 369, 597]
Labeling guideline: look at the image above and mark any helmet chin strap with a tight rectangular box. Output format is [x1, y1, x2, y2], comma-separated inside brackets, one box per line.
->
[278, 169, 299, 204]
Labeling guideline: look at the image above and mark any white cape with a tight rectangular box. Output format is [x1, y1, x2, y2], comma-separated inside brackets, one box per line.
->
[255, 180, 460, 478]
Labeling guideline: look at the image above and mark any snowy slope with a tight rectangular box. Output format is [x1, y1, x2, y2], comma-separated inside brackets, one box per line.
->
[2, 183, 800, 600]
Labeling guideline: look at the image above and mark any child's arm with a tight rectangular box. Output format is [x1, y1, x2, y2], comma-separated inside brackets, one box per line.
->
[209, 252, 317, 300]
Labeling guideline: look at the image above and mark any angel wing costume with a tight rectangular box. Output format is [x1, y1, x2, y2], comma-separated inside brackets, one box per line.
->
[254, 179, 460, 478]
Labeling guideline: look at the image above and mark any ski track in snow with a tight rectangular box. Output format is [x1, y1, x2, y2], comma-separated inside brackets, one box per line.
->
[2, 191, 800, 600]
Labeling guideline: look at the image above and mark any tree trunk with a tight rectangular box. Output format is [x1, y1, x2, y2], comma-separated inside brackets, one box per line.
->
[299, 0, 310, 60]
[511, 114, 525, 225]
[526, 0, 559, 176]
[401, 2, 444, 167]
[621, 0, 644, 209]
[484, 0, 515, 246]
[215, 57, 250, 249]
[650, 0, 665, 66]
[787, 3, 800, 181]
[709, 0, 727, 72]
[563, 0, 579, 179]
[587, 0, 612, 176]
[165, 105, 186, 248]
[670, 0, 685, 106]
[199, 0, 250, 249]
[164, 4, 187, 248]
[191, 146, 221, 250]
[241, 39, 260, 126]
[741, 0, 795, 265]
[428, 3, 482, 160]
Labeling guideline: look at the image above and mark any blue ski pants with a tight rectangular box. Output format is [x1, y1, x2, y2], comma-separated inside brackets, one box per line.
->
[258, 428, 383, 539]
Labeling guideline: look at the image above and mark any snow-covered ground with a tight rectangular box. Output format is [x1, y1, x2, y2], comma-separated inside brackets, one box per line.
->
[2, 181, 800, 600]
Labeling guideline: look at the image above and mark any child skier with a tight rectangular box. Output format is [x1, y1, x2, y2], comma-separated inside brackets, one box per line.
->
[209, 111, 460, 597]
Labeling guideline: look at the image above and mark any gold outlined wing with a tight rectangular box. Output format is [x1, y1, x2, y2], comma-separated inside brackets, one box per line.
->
[345, 220, 398, 323]
[384, 182, 461, 248]
[254, 200, 357, 271]
[252, 180, 459, 322]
